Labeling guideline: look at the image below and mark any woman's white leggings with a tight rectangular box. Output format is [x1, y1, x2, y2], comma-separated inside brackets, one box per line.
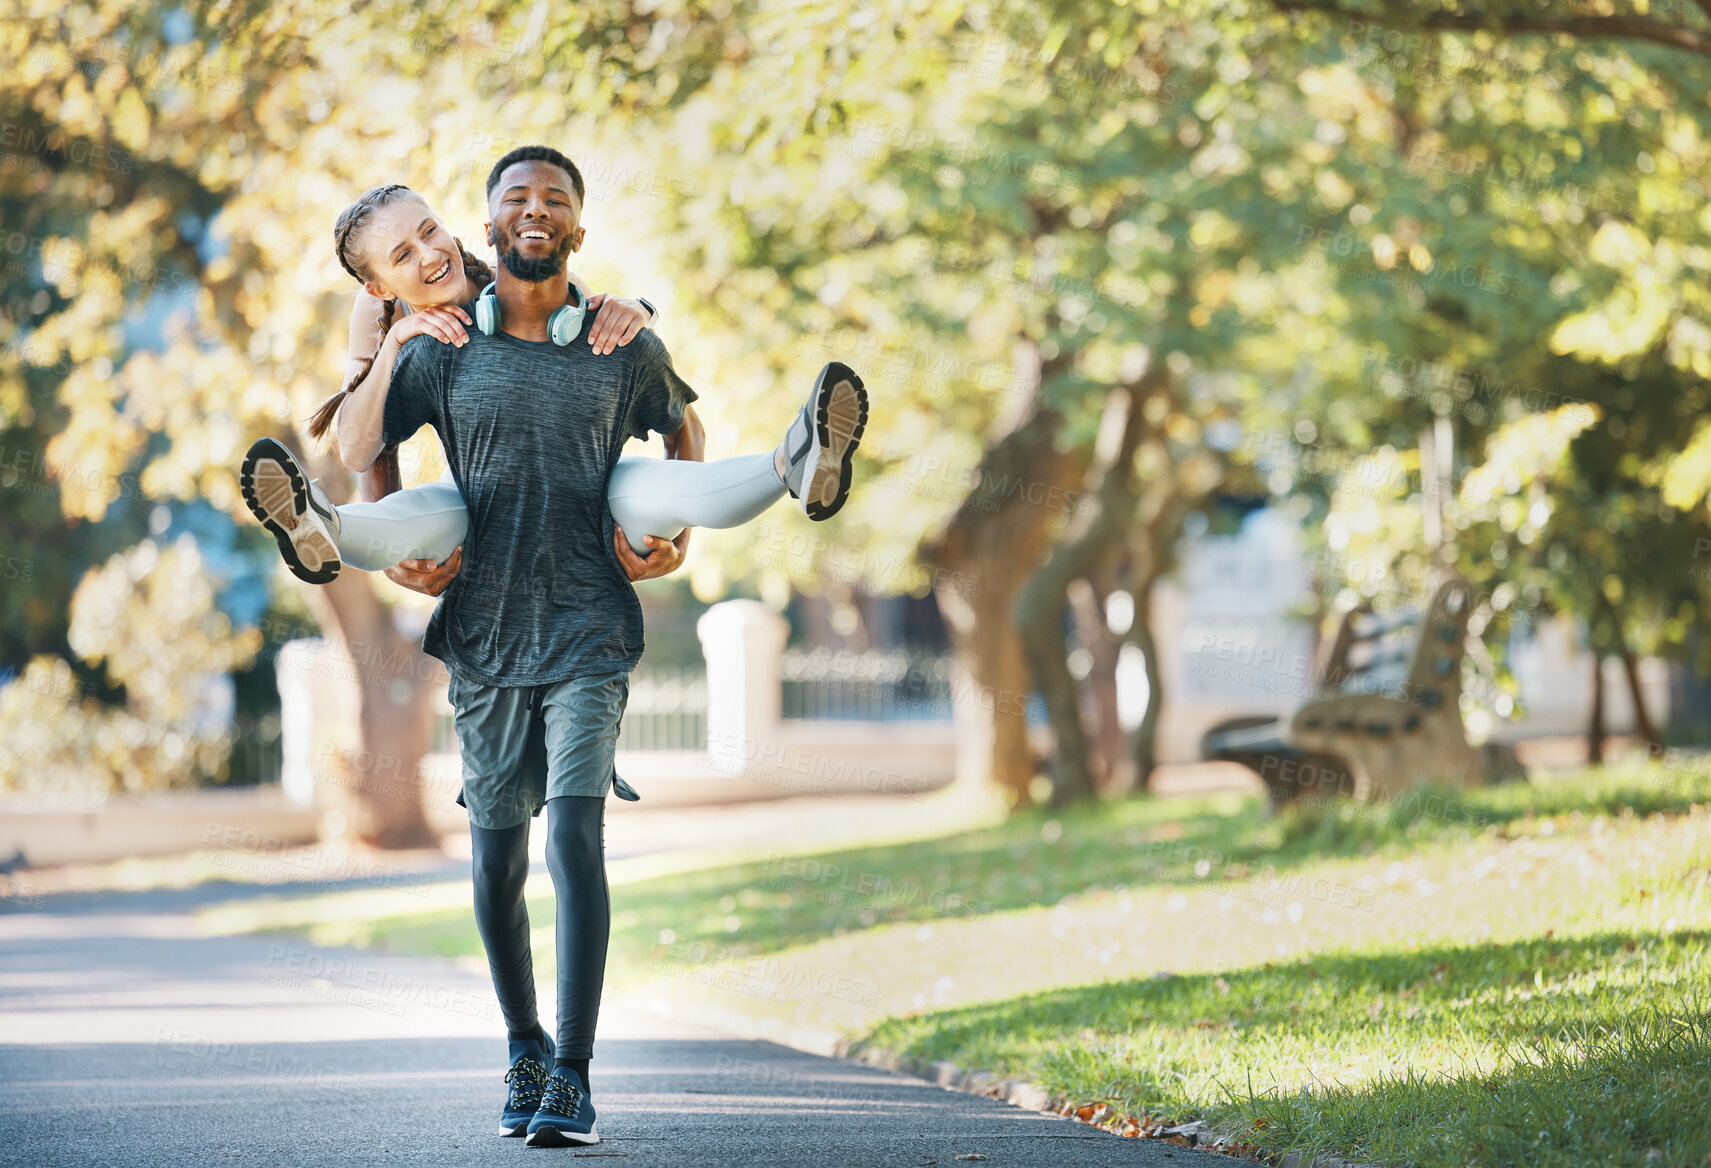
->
[333, 452, 785, 571]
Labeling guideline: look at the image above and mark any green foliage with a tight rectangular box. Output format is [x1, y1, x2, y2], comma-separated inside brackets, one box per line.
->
[0, 535, 261, 796]
[4, 0, 1710, 798]
[1242, 10, 1711, 683]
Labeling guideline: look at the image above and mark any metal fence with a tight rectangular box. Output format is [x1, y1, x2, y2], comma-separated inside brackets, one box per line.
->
[427, 675, 709, 756]
[618, 668, 709, 751]
[426, 653, 959, 757]
[779, 649, 955, 722]
[225, 715, 283, 786]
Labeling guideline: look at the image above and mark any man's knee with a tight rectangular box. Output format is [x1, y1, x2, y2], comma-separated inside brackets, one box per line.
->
[545, 796, 604, 882]
[471, 825, 530, 890]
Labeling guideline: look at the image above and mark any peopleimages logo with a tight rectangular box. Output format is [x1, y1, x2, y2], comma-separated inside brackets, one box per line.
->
[0, 124, 133, 173]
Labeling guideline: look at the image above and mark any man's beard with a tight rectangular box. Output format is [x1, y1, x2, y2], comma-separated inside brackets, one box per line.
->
[496, 228, 573, 282]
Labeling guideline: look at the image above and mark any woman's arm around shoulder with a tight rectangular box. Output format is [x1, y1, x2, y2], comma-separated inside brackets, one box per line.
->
[334, 291, 469, 472]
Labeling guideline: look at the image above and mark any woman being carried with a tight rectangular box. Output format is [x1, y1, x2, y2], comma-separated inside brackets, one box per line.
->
[241, 182, 867, 585]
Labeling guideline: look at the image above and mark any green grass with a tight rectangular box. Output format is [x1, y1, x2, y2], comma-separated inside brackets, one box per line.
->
[308, 758, 1711, 969]
[1246, 1004, 1711, 1168]
[863, 928, 1711, 1167]
[249, 757, 1711, 1166]
[1273, 756, 1711, 854]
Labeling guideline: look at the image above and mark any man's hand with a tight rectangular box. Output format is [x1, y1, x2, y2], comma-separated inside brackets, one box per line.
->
[384, 545, 463, 596]
[614, 525, 689, 582]
[584, 294, 653, 356]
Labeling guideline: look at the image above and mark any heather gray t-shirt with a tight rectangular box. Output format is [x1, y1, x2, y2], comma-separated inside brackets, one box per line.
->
[382, 306, 698, 686]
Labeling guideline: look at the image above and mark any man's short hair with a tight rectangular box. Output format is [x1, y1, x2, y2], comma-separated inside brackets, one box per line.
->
[485, 145, 586, 205]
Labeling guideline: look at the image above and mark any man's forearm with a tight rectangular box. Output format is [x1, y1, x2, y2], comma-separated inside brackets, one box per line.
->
[663, 405, 705, 463]
[336, 335, 403, 472]
[360, 445, 403, 502]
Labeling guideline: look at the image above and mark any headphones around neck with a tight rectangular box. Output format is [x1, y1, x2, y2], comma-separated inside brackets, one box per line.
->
[472, 281, 586, 346]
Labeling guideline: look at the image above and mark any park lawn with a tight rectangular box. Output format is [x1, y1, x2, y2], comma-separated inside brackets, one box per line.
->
[863, 909, 1710, 1168]
[283, 758, 1711, 961]
[249, 759, 1711, 1167]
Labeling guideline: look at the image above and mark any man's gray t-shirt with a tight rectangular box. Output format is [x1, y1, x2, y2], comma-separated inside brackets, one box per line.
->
[381, 306, 698, 686]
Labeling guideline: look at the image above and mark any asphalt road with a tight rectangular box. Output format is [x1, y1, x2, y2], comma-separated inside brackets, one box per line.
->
[0, 869, 1213, 1167]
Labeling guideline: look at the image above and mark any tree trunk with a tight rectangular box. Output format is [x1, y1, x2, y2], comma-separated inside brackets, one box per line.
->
[293, 443, 439, 849]
[1587, 588, 1656, 752]
[921, 346, 1082, 806]
[1616, 643, 1661, 751]
[1600, 595, 1662, 752]
[1587, 651, 1605, 765]
[1018, 580, 1095, 806]
[1016, 381, 1153, 807]
[1068, 574, 1130, 795]
[1130, 572, 1164, 786]
[1125, 473, 1204, 792]
[302, 575, 440, 848]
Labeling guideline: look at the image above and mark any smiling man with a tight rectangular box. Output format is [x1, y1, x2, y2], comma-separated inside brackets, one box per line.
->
[377, 145, 704, 1148]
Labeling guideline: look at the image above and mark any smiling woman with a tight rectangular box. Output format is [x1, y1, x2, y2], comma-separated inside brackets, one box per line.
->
[353, 193, 469, 305]
[239, 153, 869, 585]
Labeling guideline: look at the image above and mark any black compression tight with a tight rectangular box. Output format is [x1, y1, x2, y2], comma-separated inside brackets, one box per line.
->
[469, 817, 538, 1040]
[467, 795, 610, 1063]
[544, 794, 610, 1061]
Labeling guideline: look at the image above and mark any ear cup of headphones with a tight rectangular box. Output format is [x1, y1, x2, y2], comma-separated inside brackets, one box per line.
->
[474, 282, 500, 336]
[547, 284, 586, 347]
[469, 281, 583, 344]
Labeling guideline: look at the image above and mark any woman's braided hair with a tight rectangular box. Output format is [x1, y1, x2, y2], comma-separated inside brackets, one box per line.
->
[306, 184, 495, 441]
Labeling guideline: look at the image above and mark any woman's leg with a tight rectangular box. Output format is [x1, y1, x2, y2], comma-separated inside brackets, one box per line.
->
[544, 794, 608, 1093]
[242, 437, 467, 581]
[606, 453, 785, 555]
[604, 359, 871, 554]
[469, 818, 546, 1044]
[333, 479, 469, 570]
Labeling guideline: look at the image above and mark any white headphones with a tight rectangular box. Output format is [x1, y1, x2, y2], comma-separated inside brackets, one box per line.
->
[472, 280, 586, 346]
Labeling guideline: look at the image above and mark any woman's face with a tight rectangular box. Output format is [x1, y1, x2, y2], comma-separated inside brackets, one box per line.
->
[358, 197, 473, 309]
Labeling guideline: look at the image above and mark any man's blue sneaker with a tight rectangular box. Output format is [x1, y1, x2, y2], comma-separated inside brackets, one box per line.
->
[500, 1034, 554, 1137]
[525, 1067, 598, 1147]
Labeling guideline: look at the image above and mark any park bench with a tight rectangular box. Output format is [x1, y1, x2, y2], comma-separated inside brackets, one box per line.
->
[1200, 569, 1483, 802]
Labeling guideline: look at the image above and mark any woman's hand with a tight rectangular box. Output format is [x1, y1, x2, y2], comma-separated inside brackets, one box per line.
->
[584, 294, 654, 356]
[390, 304, 472, 349]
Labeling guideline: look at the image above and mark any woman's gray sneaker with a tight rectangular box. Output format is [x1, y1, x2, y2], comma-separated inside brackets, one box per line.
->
[781, 361, 868, 521]
[240, 437, 342, 585]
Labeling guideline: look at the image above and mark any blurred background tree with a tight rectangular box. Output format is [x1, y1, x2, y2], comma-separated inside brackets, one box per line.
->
[1252, 2, 1711, 757]
[2, 0, 1706, 835]
[0, 0, 745, 839]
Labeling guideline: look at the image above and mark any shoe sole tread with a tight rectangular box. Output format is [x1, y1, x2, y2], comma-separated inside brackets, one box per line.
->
[525, 1122, 599, 1147]
[240, 438, 341, 585]
[803, 362, 868, 522]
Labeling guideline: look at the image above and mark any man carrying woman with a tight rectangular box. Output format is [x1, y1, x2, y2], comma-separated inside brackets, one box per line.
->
[241, 144, 868, 1147]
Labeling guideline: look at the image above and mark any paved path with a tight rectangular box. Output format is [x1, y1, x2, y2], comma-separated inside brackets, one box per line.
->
[0, 869, 1211, 1167]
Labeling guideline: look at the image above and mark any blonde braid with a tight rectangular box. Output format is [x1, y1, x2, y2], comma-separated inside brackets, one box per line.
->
[307, 184, 416, 443]
[454, 236, 493, 289]
[333, 183, 413, 282]
[308, 294, 398, 440]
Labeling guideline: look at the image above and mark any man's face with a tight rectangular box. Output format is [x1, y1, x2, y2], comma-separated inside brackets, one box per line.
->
[486, 160, 585, 282]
